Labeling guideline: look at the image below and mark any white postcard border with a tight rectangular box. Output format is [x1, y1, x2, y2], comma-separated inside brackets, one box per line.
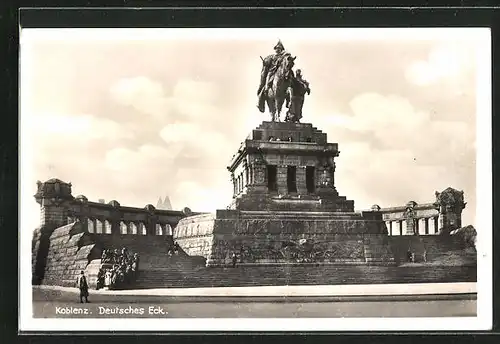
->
[18, 27, 492, 332]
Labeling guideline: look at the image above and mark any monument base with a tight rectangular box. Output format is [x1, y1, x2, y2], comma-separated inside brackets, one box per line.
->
[174, 209, 395, 266]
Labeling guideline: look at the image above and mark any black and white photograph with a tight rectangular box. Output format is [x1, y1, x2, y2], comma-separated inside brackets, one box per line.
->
[19, 26, 492, 332]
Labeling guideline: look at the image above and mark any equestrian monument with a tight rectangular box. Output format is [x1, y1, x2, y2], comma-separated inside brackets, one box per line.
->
[174, 41, 394, 266]
[32, 41, 476, 289]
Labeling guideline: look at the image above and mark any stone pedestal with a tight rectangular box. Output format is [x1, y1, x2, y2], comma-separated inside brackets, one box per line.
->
[174, 209, 394, 266]
[227, 121, 354, 212]
[175, 121, 394, 267]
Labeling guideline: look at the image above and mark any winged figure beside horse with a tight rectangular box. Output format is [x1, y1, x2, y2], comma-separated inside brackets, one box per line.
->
[257, 40, 311, 123]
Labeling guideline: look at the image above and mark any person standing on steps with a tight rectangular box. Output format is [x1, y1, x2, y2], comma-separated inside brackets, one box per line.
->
[406, 248, 412, 263]
[232, 252, 238, 268]
[76, 270, 90, 303]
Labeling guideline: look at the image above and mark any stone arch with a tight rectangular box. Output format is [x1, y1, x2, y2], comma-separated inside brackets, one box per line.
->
[139, 222, 147, 235]
[87, 218, 95, 233]
[401, 220, 406, 236]
[104, 220, 112, 234]
[165, 224, 173, 236]
[155, 223, 163, 235]
[95, 219, 104, 234]
[129, 222, 137, 235]
[120, 221, 128, 235]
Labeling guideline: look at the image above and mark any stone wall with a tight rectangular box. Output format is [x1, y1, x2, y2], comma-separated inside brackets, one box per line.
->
[41, 222, 101, 287]
[388, 234, 476, 266]
[174, 213, 217, 259]
[31, 227, 43, 283]
[174, 210, 391, 266]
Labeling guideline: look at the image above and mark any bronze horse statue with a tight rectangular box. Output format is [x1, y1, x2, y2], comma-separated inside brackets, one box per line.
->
[257, 53, 296, 122]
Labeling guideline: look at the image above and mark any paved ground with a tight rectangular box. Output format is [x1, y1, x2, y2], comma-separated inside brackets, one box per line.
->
[32, 286, 476, 318]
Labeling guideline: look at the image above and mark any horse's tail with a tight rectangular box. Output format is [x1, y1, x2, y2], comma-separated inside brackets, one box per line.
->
[257, 89, 266, 113]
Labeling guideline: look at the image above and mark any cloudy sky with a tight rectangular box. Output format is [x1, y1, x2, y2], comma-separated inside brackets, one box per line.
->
[20, 28, 487, 231]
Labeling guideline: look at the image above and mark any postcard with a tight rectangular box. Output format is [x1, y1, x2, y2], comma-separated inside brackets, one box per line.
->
[19, 27, 492, 332]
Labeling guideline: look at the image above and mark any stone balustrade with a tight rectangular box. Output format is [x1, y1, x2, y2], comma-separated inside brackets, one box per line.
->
[376, 189, 466, 236]
[34, 178, 199, 238]
[380, 202, 440, 236]
[66, 199, 189, 237]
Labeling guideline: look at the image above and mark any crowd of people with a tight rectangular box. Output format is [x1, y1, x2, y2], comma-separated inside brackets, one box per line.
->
[96, 248, 139, 290]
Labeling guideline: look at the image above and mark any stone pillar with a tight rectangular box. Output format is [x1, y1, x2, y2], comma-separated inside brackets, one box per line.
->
[438, 212, 446, 232]
[230, 172, 236, 198]
[405, 219, 415, 235]
[329, 159, 336, 189]
[248, 165, 254, 185]
[315, 156, 337, 195]
[250, 154, 268, 190]
[315, 165, 323, 191]
[424, 218, 429, 235]
[277, 165, 288, 195]
[388, 221, 393, 236]
[145, 218, 154, 236]
[296, 166, 307, 194]
[243, 160, 249, 189]
[398, 220, 403, 236]
[433, 216, 439, 234]
[110, 220, 119, 235]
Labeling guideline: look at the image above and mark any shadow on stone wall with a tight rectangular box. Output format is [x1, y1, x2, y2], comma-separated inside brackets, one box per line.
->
[38, 221, 101, 287]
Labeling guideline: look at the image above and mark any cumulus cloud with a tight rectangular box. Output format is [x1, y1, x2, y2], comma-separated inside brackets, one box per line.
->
[109, 76, 172, 120]
[159, 122, 231, 161]
[314, 92, 476, 223]
[109, 76, 221, 125]
[405, 42, 475, 86]
[28, 112, 134, 140]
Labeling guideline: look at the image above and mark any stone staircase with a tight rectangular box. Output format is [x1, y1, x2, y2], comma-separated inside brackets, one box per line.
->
[92, 234, 205, 271]
[131, 264, 476, 289]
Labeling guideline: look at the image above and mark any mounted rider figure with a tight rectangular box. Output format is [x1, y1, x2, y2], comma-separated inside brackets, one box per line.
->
[257, 40, 289, 113]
